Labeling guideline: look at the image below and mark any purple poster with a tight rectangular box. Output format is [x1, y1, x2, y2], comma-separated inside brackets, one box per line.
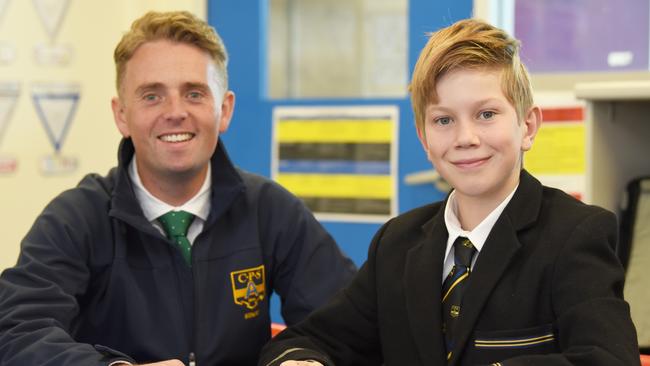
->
[515, 0, 649, 72]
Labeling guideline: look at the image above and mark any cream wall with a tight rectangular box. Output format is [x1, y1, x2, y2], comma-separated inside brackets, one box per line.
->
[0, 0, 206, 271]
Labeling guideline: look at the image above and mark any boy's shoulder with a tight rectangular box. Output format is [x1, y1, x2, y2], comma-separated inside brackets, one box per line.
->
[381, 200, 445, 238]
[509, 171, 614, 229]
[536, 184, 616, 234]
[541, 184, 612, 217]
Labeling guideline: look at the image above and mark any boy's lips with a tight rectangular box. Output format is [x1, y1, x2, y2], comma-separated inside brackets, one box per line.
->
[158, 132, 195, 143]
[452, 156, 490, 168]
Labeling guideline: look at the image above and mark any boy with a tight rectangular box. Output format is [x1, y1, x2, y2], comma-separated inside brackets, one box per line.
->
[257, 19, 639, 366]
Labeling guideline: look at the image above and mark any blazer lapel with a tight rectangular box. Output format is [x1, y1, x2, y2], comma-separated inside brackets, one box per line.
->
[449, 170, 543, 365]
[404, 208, 448, 365]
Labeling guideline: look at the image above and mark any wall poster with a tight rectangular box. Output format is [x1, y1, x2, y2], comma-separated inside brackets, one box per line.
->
[272, 105, 398, 222]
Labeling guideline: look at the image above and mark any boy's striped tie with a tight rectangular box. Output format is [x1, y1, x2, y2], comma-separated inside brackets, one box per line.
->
[442, 236, 477, 362]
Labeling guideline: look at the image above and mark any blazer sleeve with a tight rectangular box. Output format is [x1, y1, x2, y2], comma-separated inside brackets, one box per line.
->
[258, 182, 357, 325]
[501, 209, 640, 366]
[0, 192, 135, 366]
[258, 221, 390, 366]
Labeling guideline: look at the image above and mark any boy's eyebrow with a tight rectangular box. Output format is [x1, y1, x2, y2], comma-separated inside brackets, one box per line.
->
[428, 98, 506, 112]
[475, 97, 504, 105]
[426, 104, 453, 114]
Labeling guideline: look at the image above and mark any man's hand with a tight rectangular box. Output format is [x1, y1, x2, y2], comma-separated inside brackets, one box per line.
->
[280, 361, 324, 366]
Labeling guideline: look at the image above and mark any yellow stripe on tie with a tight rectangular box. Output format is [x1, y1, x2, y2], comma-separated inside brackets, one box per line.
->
[447, 351, 452, 360]
[442, 272, 468, 302]
[277, 120, 393, 143]
[275, 174, 392, 199]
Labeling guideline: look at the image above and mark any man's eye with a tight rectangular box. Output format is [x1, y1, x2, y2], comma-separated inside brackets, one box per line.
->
[143, 94, 158, 101]
[188, 91, 203, 99]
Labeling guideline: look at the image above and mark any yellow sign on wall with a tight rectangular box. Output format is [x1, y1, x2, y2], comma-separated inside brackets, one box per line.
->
[525, 123, 585, 174]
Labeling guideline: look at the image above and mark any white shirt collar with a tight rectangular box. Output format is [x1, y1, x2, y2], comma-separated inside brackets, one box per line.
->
[129, 155, 211, 222]
[441, 184, 518, 280]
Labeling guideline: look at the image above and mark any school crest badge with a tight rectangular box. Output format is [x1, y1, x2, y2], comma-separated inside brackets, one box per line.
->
[231, 265, 265, 319]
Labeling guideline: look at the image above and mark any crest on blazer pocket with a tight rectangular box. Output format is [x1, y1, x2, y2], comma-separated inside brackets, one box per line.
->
[230, 265, 266, 319]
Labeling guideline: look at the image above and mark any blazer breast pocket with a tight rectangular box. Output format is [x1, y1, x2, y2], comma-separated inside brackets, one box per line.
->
[469, 323, 558, 365]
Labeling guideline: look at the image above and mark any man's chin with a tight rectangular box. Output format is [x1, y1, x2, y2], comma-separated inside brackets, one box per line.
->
[161, 163, 208, 180]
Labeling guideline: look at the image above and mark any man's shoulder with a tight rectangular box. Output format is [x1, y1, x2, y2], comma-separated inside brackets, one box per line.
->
[51, 168, 119, 212]
[236, 168, 300, 202]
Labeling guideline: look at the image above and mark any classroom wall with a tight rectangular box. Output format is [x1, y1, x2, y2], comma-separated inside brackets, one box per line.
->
[0, 0, 206, 271]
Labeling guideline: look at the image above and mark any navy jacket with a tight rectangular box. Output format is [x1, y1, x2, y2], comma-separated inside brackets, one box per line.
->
[0, 138, 356, 365]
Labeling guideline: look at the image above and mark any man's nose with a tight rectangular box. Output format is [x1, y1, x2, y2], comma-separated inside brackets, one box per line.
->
[163, 94, 189, 121]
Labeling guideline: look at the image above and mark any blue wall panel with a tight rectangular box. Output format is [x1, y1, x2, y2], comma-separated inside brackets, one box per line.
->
[208, 0, 472, 323]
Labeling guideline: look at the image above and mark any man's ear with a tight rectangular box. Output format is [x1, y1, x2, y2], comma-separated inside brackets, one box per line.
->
[218, 91, 235, 133]
[521, 106, 542, 151]
[111, 97, 130, 138]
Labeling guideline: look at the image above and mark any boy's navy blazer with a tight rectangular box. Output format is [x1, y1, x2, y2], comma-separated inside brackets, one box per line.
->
[260, 170, 640, 366]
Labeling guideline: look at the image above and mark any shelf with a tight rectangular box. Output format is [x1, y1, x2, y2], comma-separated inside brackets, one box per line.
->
[575, 80, 650, 101]
[575, 81, 650, 212]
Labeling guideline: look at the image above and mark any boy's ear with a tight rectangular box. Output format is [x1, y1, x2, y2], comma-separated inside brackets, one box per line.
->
[416, 126, 433, 162]
[521, 106, 542, 151]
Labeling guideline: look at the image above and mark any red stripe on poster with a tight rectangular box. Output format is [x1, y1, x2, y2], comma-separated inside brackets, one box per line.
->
[540, 107, 584, 122]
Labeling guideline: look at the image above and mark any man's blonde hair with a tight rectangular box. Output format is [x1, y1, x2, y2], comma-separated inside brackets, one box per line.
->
[114, 10, 228, 94]
[409, 19, 533, 131]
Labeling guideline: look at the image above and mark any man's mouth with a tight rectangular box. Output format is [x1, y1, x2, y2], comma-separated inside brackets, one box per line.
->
[159, 133, 194, 143]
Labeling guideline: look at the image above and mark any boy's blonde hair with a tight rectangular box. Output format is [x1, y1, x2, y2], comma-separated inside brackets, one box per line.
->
[114, 10, 228, 95]
[409, 19, 533, 131]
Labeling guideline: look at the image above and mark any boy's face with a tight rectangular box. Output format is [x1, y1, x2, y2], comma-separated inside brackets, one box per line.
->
[417, 68, 540, 205]
[111, 39, 234, 186]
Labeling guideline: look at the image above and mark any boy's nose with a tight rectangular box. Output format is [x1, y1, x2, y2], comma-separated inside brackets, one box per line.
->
[455, 120, 480, 147]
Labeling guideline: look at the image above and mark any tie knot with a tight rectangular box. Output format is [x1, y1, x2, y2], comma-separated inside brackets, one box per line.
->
[453, 237, 476, 268]
[158, 210, 195, 238]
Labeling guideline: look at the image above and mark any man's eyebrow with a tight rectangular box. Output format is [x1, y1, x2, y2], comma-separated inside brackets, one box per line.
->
[134, 82, 164, 95]
[183, 82, 211, 91]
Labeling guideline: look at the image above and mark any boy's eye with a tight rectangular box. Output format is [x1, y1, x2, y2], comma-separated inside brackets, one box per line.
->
[435, 116, 451, 125]
[478, 111, 495, 120]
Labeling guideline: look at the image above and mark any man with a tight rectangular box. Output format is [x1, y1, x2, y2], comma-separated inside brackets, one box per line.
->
[0, 11, 355, 366]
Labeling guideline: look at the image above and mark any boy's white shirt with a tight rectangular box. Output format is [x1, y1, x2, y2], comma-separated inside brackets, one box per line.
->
[129, 155, 212, 245]
[441, 184, 518, 282]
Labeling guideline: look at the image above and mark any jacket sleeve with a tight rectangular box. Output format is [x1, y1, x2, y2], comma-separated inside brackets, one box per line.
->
[501, 209, 640, 366]
[0, 189, 135, 366]
[259, 182, 357, 325]
[258, 221, 390, 366]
